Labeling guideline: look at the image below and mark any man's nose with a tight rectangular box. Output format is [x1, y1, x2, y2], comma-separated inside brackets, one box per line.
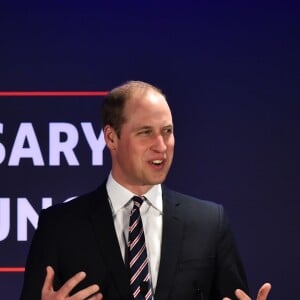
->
[151, 135, 167, 152]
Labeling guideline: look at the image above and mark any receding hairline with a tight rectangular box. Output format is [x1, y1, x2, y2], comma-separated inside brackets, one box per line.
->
[101, 81, 168, 136]
[109, 80, 165, 101]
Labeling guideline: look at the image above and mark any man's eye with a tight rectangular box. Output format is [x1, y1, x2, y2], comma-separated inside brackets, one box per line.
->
[163, 128, 173, 135]
[138, 130, 151, 135]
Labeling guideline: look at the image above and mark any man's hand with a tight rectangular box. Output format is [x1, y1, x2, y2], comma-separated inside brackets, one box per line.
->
[223, 282, 272, 300]
[42, 266, 103, 300]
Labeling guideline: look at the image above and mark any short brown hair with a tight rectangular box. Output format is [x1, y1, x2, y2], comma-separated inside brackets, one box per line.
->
[101, 81, 164, 137]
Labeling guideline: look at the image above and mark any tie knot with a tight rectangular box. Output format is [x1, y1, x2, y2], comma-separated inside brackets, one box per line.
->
[132, 196, 144, 208]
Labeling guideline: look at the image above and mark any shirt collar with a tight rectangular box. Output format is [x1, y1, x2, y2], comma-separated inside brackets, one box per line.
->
[106, 172, 163, 215]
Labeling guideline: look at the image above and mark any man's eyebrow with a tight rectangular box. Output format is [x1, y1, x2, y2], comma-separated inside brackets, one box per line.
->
[133, 125, 152, 132]
[162, 124, 173, 129]
[134, 124, 173, 131]
[136, 125, 152, 129]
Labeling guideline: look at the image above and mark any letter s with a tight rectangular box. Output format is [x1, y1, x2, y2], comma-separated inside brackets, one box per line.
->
[0, 123, 5, 164]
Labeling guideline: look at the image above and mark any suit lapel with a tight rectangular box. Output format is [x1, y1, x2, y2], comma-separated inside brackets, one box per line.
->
[155, 187, 184, 300]
[88, 183, 131, 299]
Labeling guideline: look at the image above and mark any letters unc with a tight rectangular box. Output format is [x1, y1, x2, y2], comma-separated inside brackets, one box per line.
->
[0, 196, 76, 242]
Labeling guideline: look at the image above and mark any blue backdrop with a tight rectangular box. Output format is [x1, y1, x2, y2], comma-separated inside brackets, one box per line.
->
[0, 2, 299, 299]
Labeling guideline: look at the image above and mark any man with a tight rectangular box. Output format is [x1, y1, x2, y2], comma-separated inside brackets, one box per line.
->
[20, 81, 271, 300]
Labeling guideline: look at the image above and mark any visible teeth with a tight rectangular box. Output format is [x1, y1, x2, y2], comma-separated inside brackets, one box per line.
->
[152, 160, 163, 165]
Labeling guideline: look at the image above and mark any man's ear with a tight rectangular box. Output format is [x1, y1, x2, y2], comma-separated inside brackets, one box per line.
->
[103, 125, 118, 151]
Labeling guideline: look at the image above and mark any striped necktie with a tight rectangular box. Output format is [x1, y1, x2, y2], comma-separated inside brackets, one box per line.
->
[128, 196, 153, 300]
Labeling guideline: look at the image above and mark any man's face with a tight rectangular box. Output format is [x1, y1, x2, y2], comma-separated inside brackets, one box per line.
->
[108, 89, 175, 195]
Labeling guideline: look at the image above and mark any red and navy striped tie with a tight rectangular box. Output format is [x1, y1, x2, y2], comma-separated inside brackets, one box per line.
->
[128, 196, 153, 300]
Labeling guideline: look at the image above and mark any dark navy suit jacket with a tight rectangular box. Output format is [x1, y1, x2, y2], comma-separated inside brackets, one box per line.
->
[20, 182, 248, 300]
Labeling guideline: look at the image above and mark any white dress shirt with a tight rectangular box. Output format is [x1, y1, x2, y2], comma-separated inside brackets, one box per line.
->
[106, 173, 163, 292]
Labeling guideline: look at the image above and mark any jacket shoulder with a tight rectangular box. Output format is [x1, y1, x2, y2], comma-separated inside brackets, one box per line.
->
[40, 184, 107, 222]
[163, 186, 223, 212]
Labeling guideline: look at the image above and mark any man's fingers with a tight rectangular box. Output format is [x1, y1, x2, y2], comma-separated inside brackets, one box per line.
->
[235, 288, 251, 300]
[42, 266, 55, 293]
[222, 289, 250, 300]
[95, 293, 103, 300]
[83, 292, 103, 300]
[257, 283, 272, 300]
[58, 271, 87, 297]
[72, 284, 101, 300]
[41, 266, 102, 300]
[86, 293, 102, 300]
[223, 282, 272, 300]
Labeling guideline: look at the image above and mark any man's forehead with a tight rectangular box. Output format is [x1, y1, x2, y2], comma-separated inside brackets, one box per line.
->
[129, 87, 165, 101]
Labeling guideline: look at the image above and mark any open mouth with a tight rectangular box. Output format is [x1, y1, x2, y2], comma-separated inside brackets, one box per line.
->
[152, 160, 163, 166]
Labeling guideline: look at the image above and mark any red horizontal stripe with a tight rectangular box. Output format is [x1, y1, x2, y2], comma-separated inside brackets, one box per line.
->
[0, 91, 108, 97]
[0, 267, 25, 272]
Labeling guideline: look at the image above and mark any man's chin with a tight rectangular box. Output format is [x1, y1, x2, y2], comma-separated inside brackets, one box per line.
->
[147, 174, 167, 185]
